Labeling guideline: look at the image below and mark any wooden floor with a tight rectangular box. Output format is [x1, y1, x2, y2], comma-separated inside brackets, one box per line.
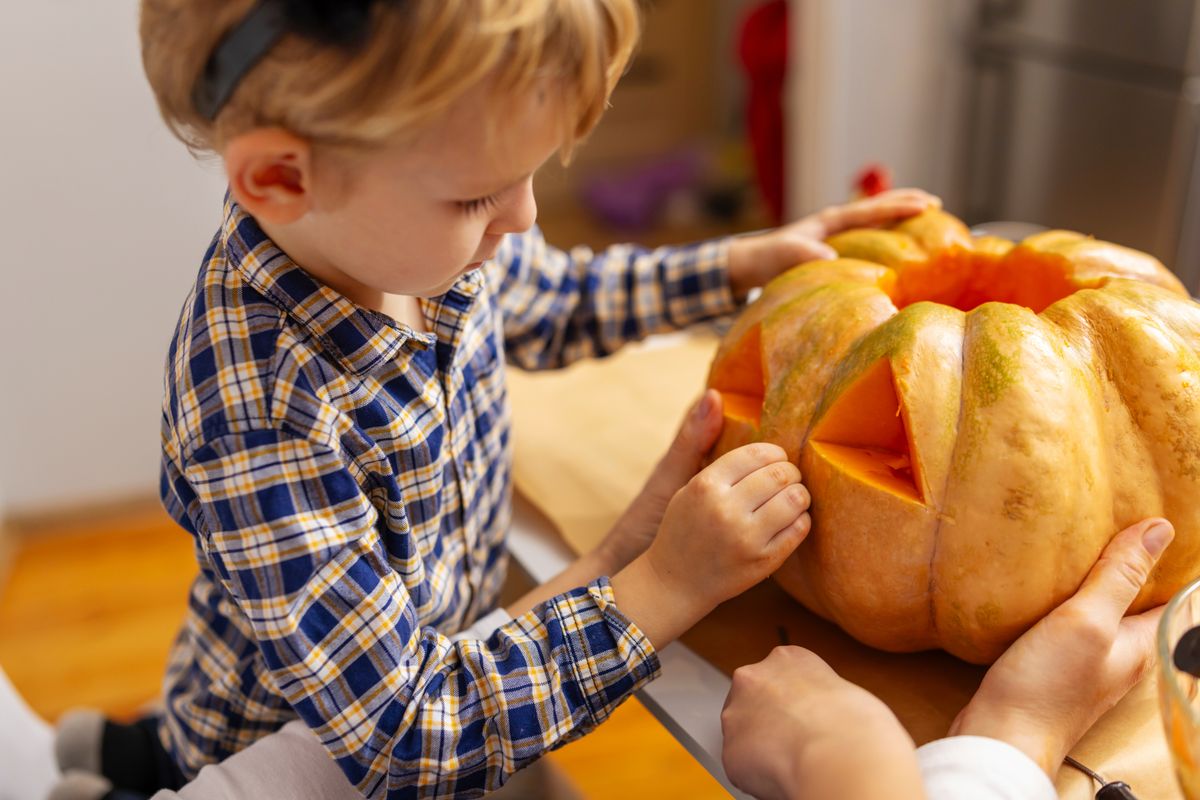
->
[0, 502, 730, 798]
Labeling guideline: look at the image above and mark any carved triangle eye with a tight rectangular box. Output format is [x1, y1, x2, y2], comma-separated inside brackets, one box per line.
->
[808, 358, 924, 503]
[710, 322, 764, 397]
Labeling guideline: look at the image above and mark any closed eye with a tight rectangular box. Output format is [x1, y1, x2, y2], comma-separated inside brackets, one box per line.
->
[457, 193, 500, 216]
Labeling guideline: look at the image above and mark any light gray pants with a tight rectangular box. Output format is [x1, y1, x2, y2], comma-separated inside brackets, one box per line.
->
[0, 663, 58, 800]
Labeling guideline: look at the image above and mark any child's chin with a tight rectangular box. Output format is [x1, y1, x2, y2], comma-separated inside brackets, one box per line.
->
[458, 261, 485, 279]
[424, 265, 478, 296]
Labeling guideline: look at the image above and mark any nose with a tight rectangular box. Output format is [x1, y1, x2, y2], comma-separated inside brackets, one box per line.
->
[490, 178, 537, 235]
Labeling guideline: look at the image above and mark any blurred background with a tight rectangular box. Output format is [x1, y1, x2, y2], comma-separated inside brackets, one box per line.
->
[3, 0, 1200, 796]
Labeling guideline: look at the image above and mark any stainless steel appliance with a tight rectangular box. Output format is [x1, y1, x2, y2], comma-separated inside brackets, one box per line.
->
[962, 0, 1200, 293]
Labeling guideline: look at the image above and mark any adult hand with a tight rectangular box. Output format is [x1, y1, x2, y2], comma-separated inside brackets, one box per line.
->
[950, 517, 1174, 777]
[721, 646, 925, 800]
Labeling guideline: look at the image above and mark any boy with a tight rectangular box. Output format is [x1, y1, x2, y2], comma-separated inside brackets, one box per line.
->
[53, 1, 935, 797]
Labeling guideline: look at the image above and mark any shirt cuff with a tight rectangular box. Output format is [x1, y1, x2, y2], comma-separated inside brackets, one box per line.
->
[916, 736, 1058, 800]
[662, 237, 738, 326]
[549, 576, 661, 726]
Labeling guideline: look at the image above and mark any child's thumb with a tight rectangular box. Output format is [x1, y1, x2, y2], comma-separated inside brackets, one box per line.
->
[791, 239, 837, 263]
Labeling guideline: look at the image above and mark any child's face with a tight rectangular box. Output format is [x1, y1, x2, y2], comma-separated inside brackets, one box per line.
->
[303, 82, 564, 301]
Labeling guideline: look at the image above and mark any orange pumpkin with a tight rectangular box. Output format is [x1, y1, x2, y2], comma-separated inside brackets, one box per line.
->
[709, 208, 1200, 663]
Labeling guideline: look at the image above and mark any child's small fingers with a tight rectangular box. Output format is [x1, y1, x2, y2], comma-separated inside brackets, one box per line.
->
[872, 188, 942, 208]
[733, 461, 804, 512]
[763, 512, 812, 565]
[750, 483, 811, 532]
[703, 442, 790, 486]
[818, 191, 938, 235]
[861, 195, 936, 219]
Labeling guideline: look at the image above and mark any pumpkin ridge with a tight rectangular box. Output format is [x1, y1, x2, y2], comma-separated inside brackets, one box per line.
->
[1081, 292, 1200, 602]
[924, 309, 969, 649]
[936, 305, 1115, 662]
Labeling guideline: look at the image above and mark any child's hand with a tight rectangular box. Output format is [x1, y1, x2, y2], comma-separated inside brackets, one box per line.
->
[611, 442, 811, 647]
[727, 188, 941, 300]
[594, 390, 725, 573]
[949, 517, 1174, 778]
[721, 647, 924, 800]
[508, 390, 724, 618]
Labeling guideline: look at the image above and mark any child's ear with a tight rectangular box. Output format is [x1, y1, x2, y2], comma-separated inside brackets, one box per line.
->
[224, 129, 313, 225]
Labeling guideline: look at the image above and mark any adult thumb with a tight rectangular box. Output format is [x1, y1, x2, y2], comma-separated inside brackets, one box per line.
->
[660, 390, 723, 475]
[688, 389, 724, 451]
[1073, 518, 1174, 622]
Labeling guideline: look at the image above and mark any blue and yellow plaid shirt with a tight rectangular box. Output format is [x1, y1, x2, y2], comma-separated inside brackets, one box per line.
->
[157, 197, 736, 798]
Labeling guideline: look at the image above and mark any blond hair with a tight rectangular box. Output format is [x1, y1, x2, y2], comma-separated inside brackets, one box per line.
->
[139, 0, 641, 157]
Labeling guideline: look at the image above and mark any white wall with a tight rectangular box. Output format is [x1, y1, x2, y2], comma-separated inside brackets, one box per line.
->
[789, 0, 974, 215]
[0, 1, 227, 517]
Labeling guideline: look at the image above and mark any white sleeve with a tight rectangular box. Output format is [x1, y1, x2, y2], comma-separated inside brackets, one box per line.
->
[917, 736, 1058, 800]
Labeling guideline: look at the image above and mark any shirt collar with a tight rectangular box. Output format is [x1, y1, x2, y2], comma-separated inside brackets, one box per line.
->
[219, 195, 437, 377]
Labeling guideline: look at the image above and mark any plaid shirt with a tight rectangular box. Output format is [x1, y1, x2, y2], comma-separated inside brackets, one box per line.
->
[157, 197, 736, 798]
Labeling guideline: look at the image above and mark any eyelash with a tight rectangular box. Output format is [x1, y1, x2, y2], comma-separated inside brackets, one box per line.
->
[457, 193, 500, 216]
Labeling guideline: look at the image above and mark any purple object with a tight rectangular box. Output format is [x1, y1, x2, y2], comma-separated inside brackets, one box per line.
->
[580, 148, 707, 231]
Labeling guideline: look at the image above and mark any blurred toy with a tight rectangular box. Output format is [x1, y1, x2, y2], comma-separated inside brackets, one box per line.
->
[853, 162, 893, 198]
[580, 148, 706, 231]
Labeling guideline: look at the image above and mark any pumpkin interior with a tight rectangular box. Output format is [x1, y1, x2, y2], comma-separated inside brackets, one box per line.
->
[709, 323, 763, 396]
[722, 390, 763, 429]
[891, 247, 1077, 313]
[807, 359, 922, 503]
[708, 242, 1083, 494]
